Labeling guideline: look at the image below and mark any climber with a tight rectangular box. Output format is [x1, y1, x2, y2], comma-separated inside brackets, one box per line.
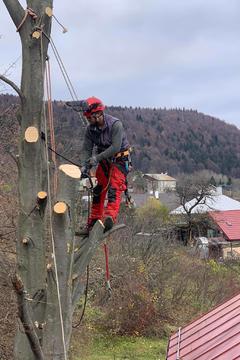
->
[67, 97, 131, 234]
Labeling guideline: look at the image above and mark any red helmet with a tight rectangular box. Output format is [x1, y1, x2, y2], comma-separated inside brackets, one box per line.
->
[84, 96, 105, 118]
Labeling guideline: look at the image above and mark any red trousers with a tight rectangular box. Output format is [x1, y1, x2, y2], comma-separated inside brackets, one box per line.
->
[88, 160, 127, 226]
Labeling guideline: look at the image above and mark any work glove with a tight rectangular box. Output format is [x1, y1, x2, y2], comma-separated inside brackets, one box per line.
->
[89, 156, 98, 167]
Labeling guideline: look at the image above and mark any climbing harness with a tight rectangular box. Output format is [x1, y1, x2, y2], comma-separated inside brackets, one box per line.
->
[115, 149, 130, 159]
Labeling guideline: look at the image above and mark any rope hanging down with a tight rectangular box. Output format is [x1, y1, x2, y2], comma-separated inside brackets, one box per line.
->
[42, 30, 87, 127]
[72, 264, 90, 328]
[45, 57, 57, 195]
[40, 33, 68, 360]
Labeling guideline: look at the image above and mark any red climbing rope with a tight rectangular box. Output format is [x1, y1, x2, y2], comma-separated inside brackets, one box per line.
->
[103, 241, 111, 292]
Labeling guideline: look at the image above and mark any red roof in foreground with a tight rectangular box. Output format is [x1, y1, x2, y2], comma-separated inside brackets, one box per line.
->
[166, 292, 240, 360]
[209, 210, 240, 241]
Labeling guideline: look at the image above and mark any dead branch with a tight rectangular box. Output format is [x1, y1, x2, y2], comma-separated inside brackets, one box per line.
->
[11, 274, 44, 360]
[72, 223, 126, 308]
[0, 75, 24, 103]
[73, 221, 105, 276]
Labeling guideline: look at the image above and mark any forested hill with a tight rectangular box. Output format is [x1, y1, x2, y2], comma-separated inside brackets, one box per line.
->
[1, 94, 240, 176]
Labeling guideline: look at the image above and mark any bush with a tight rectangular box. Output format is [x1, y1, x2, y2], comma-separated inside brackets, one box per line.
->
[89, 236, 240, 338]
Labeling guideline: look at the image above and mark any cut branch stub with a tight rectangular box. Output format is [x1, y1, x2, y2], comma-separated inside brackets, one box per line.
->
[22, 237, 30, 245]
[47, 263, 52, 271]
[53, 202, 67, 214]
[32, 31, 41, 39]
[45, 7, 53, 17]
[24, 127, 39, 143]
[37, 191, 47, 200]
[59, 164, 81, 179]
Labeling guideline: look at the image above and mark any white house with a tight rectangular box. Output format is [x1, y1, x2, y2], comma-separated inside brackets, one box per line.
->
[171, 186, 240, 215]
[144, 173, 176, 194]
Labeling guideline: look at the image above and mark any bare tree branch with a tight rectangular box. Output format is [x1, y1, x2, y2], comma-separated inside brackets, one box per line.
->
[73, 221, 105, 277]
[11, 274, 44, 360]
[72, 223, 126, 308]
[72, 282, 86, 310]
[75, 224, 126, 239]
[0, 75, 24, 103]
[2, 0, 25, 29]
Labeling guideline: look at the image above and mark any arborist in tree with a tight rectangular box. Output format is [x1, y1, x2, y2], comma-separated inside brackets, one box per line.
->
[67, 97, 131, 234]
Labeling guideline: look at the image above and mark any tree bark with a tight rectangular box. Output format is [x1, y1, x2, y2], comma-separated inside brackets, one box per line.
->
[3, 1, 121, 359]
[2, 0, 53, 358]
[42, 164, 80, 357]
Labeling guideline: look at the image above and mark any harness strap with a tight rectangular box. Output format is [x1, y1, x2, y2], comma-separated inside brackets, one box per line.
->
[115, 149, 130, 159]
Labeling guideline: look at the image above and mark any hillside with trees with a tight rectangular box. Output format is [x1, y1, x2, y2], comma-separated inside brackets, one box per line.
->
[1, 94, 240, 176]
[2, 94, 240, 358]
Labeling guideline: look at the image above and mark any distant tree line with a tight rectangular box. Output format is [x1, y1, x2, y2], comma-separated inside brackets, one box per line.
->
[1, 94, 240, 177]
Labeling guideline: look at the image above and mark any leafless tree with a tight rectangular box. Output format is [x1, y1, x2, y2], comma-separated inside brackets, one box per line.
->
[175, 173, 214, 244]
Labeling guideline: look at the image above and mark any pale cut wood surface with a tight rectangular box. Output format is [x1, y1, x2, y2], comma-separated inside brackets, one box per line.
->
[59, 164, 81, 179]
[53, 202, 67, 214]
[24, 126, 39, 142]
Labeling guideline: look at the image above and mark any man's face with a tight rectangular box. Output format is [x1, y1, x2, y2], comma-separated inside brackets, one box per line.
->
[87, 112, 104, 126]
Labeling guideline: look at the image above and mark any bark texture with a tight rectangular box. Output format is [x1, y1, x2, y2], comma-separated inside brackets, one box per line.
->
[3, 1, 114, 359]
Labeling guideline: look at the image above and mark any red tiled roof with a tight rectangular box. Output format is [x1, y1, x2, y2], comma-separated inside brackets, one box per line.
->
[209, 210, 240, 241]
[166, 292, 240, 360]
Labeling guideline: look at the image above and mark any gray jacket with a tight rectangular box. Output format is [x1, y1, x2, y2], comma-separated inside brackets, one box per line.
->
[81, 113, 129, 163]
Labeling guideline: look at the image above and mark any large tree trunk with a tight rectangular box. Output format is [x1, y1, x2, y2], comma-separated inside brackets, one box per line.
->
[5, 1, 54, 359]
[2, 1, 111, 359]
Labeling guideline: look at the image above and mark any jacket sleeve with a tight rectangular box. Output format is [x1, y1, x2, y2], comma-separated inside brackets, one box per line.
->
[81, 128, 94, 164]
[96, 121, 123, 161]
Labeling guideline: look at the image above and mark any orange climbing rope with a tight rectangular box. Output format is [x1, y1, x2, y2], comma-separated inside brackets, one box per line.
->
[45, 57, 57, 195]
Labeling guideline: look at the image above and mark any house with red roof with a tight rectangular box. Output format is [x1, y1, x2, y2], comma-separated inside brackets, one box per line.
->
[195, 210, 240, 260]
[209, 210, 240, 242]
[166, 292, 240, 359]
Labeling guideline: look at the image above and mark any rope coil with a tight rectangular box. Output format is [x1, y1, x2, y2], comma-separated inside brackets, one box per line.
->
[16, 7, 38, 32]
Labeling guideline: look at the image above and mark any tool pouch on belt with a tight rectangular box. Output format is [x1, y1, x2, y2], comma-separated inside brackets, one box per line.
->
[113, 149, 132, 175]
[114, 155, 131, 176]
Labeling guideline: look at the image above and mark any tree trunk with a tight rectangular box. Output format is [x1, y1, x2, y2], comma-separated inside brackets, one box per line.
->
[43, 164, 80, 358]
[3, 1, 111, 359]
[5, 1, 53, 358]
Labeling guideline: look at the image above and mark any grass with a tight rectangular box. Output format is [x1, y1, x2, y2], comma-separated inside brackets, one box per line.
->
[71, 333, 167, 360]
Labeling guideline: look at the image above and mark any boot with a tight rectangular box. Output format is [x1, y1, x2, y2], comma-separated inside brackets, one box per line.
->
[104, 216, 114, 232]
[76, 219, 98, 237]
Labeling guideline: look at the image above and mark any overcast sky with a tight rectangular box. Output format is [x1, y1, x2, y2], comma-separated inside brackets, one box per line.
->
[1, 0, 240, 127]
